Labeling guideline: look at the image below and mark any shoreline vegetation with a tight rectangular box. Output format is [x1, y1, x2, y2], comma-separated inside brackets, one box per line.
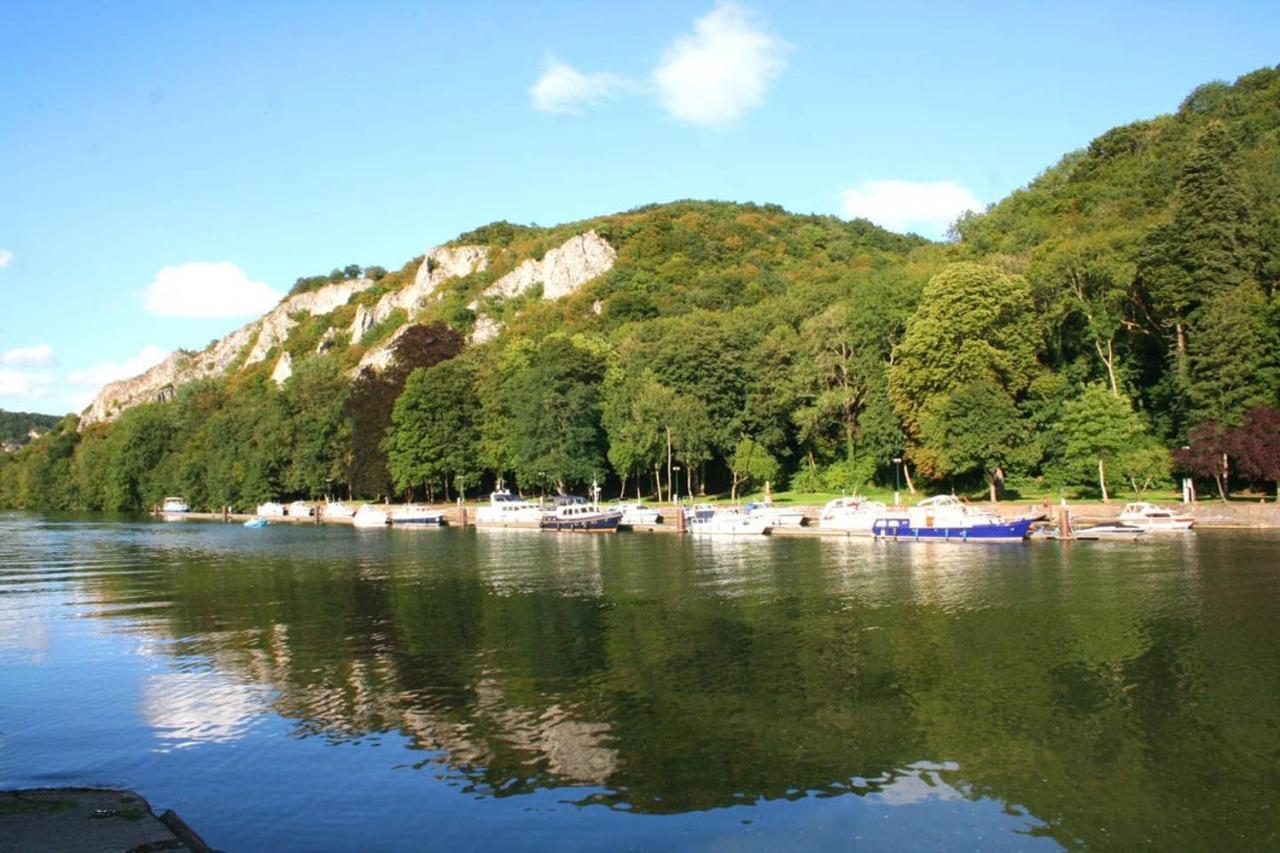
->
[3, 68, 1280, 515]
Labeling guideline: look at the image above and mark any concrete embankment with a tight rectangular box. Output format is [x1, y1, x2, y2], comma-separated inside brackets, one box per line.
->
[163, 499, 1279, 532]
[0, 788, 213, 852]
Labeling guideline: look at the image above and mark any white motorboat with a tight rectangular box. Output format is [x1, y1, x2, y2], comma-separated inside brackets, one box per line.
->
[288, 500, 314, 518]
[616, 502, 661, 526]
[744, 500, 806, 527]
[352, 504, 389, 528]
[682, 504, 717, 523]
[1074, 523, 1149, 540]
[475, 490, 544, 528]
[256, 501, 286, 517]
[390, 504, 445, 526]
[159, 496, 189, 520]
[817, 496, 887, 534]
[322, 500, 355, 519]
[687, 508, 770, 536]
[1116, 502, 1194, 531]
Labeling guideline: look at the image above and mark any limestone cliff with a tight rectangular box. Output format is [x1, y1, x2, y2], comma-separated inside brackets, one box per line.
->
[82, 279, 375, 425]
[349, 245, 488, 340]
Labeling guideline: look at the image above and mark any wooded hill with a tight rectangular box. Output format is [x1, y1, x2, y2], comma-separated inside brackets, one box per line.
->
[3, 66, 1279, 511]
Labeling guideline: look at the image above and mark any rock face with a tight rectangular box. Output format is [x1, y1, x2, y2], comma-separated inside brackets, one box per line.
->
[350, 245, 488, 342]
[270, 351, 293, 386]
[82, 279, 373, 426]
[481, 230, 615, 301]
[246, 279, 375, 365]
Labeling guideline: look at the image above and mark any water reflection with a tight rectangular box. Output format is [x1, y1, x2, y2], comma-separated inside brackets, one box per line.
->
[2, 516, 1278, 850]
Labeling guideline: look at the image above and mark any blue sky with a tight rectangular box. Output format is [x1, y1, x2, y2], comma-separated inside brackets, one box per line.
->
[2, 1, 1278, 415]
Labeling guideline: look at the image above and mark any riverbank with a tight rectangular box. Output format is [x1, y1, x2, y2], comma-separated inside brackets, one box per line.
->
[0, 788, 212, 852]
[168, 497, 1280, 530]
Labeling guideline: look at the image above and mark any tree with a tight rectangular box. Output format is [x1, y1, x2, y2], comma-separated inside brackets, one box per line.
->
[282, 358, 352, 498]
[1174, 421, 1233, 500]
[920, 381, 1037, 501]
[729, 436, 779, 501]
[889, 263, 1042, 477]
[385, 359, 480, 500]
[501, 335, 608, 493]
[1059, 384, 1145, 501]
[1187, 282, 1277, 425]
[1230, 405, 1280, 500]
[1114, 442, 1173, 496]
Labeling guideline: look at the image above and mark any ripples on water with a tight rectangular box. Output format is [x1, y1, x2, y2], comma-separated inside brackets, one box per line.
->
[1, 512, 1278, 850]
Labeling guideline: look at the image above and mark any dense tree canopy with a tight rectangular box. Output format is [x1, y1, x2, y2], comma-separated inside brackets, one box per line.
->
[4, 67, 1280, 509]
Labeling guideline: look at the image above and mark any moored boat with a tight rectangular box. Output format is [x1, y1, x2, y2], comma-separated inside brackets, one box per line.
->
[687, 508, 770, 536]
[389, 504, 445, 526]
[288, 500, 314, 518]
[352, 504, 390, 528]
[243, 517, 268, 528]
[872, 495, 1034, 542]
[159, 496, 189, 520]
[1116, 502, 1194, 531]
[475, 489, 544, 528]
[322, 500, 356, 519]
[541, 496, 622, 532]
[256, 501, 286, 517]
[743, 500, 806, 527]
[616, 502, 662, 526]
[817, 496, 887, 534]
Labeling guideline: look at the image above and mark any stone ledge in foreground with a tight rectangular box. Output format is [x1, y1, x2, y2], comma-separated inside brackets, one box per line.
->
[0, 788, 215, 853]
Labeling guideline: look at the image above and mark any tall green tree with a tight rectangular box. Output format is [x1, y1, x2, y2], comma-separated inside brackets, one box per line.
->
[919, 381, 1037, 501]
[889, 262, 1042, 477]
[1059, 384, 1146, 501]
[385, 358, 481, 500]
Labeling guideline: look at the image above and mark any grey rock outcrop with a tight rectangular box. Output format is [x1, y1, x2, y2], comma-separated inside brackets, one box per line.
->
[482, 230, 615, 301]
[350, 245, 488, 342]
[82, 279, 373, 426]
[270, 351, 293, 386]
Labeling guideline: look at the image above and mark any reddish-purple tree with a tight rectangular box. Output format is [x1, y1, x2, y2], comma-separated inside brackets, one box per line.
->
[1230, 405, 1280, 500]
[1175, 421, 1234, 500]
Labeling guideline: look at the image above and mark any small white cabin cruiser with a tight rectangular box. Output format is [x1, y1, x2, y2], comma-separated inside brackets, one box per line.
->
[159, 496, 189, 519]
[256, 501, 286, 517]
[288, 500, 314, 518]
[390, 504, 445, 526]
[688, 508, 770, 536]
[1116, 502, 1194, 531]
[541, 497, 622, 532]
[743, 500, 806, 527]
[352, 504, 390, 528]
[818, 496, 887, 534]
[475, 490, 544, 528]
[322, 500, 356, 519]
[616, 502, 661, 526]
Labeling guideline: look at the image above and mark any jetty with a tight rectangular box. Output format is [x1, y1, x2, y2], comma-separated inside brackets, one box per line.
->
[0, 788, 213, 853]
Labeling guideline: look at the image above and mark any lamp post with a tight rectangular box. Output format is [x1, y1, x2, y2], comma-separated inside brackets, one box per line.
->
[892, 456, 903, 507]
[673, 465, 682, 506]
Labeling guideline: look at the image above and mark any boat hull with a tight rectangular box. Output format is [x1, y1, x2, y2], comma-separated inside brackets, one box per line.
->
[872, 516, 1034, 542]
[390, 516, 444, 526]
[540, 513, 622, 532]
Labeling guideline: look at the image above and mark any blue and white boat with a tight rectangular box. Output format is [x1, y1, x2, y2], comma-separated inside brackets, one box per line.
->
[872, 495, 1034, 542]
[243, 517, 268, 529]
[390, 504, 445, 526]
[540, 496, 622, 532]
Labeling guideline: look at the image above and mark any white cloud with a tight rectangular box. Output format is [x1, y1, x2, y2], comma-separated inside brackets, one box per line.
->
[0, 249, 12, 268]
[66, 344, 169, 389]
[530, 57, 630, 114]
[1, 343, 56, 367]
[143, 261, 281, 318]
[841, 180, 984, 237]
[652, 1, 788, 128]
[0, 368, 54, 399]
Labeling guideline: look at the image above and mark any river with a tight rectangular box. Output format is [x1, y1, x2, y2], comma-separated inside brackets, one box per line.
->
[1, 513, 1277, 850]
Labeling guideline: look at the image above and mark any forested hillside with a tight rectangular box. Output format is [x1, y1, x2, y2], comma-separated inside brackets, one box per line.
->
[0, 409, 60, 449]
[3, 66, 1279, 511]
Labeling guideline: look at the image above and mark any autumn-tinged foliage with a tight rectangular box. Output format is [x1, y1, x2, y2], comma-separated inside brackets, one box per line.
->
[4, 67, 1280, 509]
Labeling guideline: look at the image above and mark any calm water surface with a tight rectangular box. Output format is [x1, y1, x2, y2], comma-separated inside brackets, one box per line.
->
[1, 513, 1277, 850]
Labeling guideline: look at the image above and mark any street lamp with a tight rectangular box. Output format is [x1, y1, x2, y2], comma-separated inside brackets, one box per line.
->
[672, 465, 682, 505]
[892, 457, 903, 507]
